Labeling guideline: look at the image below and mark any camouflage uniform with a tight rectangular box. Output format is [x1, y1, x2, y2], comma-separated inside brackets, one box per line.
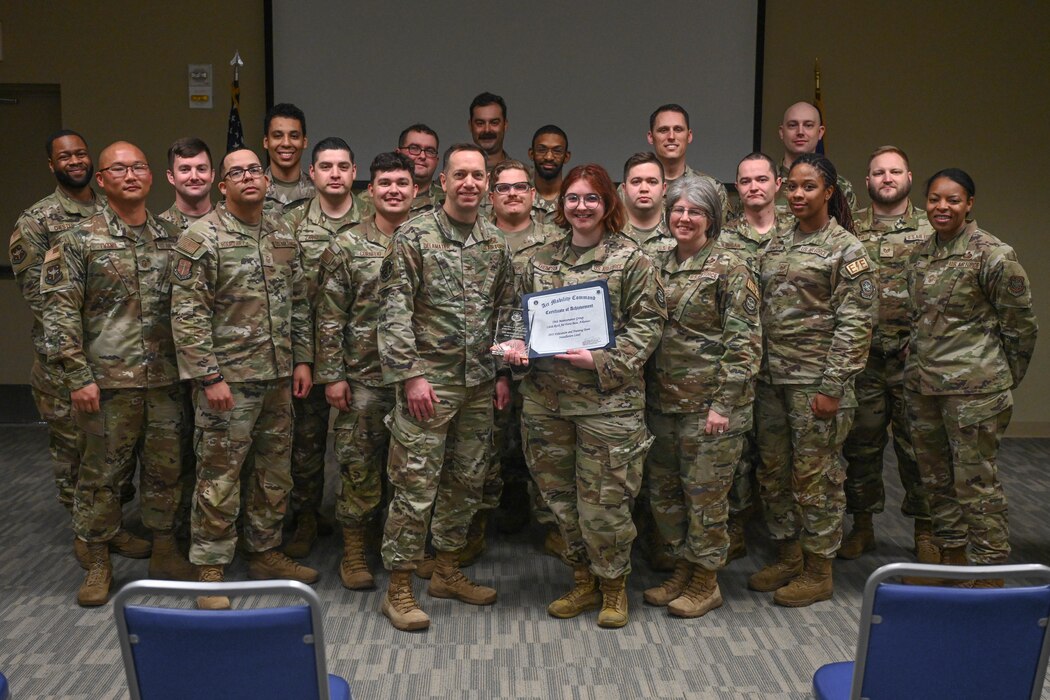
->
[623, 219, 676, 257]
[377, 208, 513, 570]
[756, 218, 875, 557]
[10, 187, 106, 509]
[532, 195, 558, 224]
[264, 167, 315, 213]
[776, 163, 857, 212]
[315, 215, 397, 527]
[170, 203, 313, 565]
[843, 203, 933, 519]
[905, 220, 1037, 564]
[358, 181, 445, 219]
[158, 203, 211, 231]
[40, 205, 185, 543]
[645, 240, 761, 570]
[518, 231, 666, 579]
[282, 196, 360, 517]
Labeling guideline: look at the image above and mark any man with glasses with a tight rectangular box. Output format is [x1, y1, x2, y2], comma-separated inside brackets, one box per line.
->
[398, 124, 444, 213]
[263, 103, 315, 211]
[160, 137, 214, 231]
[41, 141, 195, 606]
[622, 152, 674, 256]
[528, 125, 571, 223]
[170, 148, 317, 610]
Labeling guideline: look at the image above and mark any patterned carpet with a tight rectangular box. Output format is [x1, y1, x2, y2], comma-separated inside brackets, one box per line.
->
[2, 424, 1049, 699]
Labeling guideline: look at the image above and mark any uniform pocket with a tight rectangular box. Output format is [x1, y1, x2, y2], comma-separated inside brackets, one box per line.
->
[597, 429, 654, 506]
[957, 391, 1013, 429]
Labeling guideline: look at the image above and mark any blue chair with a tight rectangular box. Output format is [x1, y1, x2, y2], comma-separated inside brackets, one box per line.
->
[112, 579, 351, 700]
[0, 670, 9, 700]
[813, 563, 1050, 700]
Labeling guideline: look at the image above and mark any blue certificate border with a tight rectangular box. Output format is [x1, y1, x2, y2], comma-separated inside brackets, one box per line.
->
[521, 279, 616, 359]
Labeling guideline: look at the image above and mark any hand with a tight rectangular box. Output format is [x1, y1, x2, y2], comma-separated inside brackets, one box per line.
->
[204, 378, 234, 411]
[405, 376, 438, 421]
[71, 382, 101, 413]
[292, 363, 313, 399]
[554, 348, 595, 370]
[497, 338, 529, 367]
[705, 409, 729, 435]
[811, 393, 840, 419]
[494, 376, 511, 410]
[325, 380, 352, 412]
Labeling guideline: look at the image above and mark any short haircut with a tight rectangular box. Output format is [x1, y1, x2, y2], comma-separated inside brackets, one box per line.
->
[264, 103, 307, 136]
[311, 137, 354, 165]
[623, 152, 664, 182]
[167, 137, 212, 171]
[868, 145, 911, 170]
[398, 123, 439, 148]
[925, 168, 976, 198]
[666, 174, 723, 239]
[45, 129, 87, 158]
[782, 101, 823, 126]
[555, 164, 627, 233]
[370, 151, 414, 181]
[491, 159, 533, 189]
[737, 151, 778, 179]
[469, 92, 507, 120]
[442, 143, 487, 174]
[219, 149, 260, 179]
[531, 124, 568, 150]
[649, 103, 690, 132]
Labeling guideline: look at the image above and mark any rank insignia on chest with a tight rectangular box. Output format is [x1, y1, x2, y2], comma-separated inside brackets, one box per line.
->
[860, 278, 876, 300]
[880, 243, 894, 259]
[380, 259, 394, 282]
[44, 262, 63, 285]
[174, 258, 193, 281]
[655, 287, 666, 307]
[1008, 275, 1027, 297]
[10, 244, 26, 265]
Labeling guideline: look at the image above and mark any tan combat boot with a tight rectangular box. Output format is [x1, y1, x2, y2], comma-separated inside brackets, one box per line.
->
[284, 510, 319, 559]
[748, 539, 803, 592]
[248, 549, 320, 584]
[726, 516, 747, 563]
[543, 527, 571, 565]
[914, 520, 939, 563]
[548, 565, 601, 618]
[197, 565, 230, 610]
[77, 543, 112, 607]
[413, 552, 436, 580]
[458, 512, 489, 567]
[383, 570, 430, 631]
[597, 575, 629, 628]
[110, 528, 152, 559]
[149, 532, 197, 580]
[74, 535, 90, 570]
[668, 567, 724, 618]
[427, 550, 496, 605]
[836, 513, 876, 560]
[339, 525, 375, 590]
[643, 560, 694, 606]
[773, 553, 833, 607]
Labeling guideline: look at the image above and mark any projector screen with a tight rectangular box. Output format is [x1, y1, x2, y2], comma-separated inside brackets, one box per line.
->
[269, 0, 762, 185]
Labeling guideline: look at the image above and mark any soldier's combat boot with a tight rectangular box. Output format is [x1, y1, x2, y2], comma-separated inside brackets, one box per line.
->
[77, 543, 112, 607]
[339, 525, 375, 590]
[543, 527, 570, 564]
[773, 553, 833, 607]
[248, 549, 320, 584]
[837, 512, 876, 560]
[148, 531, 197, 580]
[383, 570, 430, 631]
[597, 575, 629, 628]
[748, 539, 803, 592]
[197, 565, 230, 610]
[548, 565, 601, 618]
[941, 546, 974, 587]
[413, 551, 436, 580]
[914, 519, 939, 563]
[644, 560, 694, 606]
[458, 512, 489, 567]
[726, 516, 747, 563]
[669, 567, 724, 618]
[110, 528, 152, 559]
[284, 509, 318, 559]
[427, 550, 496, 605]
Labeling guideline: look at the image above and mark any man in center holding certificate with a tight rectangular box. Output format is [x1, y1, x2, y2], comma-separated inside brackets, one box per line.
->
[503, 164, 666, 629]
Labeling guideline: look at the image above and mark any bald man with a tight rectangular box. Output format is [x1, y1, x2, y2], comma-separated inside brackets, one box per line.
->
[775, 101, 856, 210]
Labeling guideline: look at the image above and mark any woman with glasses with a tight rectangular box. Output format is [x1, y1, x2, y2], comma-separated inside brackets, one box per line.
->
[501, 164, 665, 628]
[642, 175, 761, 618]
[749, 153, 875, 607]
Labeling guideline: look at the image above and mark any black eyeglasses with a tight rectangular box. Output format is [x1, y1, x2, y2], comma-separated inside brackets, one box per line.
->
[100, 163, 149, 177]
[224, 165, 265, 181]
[400, 144, 439, 159]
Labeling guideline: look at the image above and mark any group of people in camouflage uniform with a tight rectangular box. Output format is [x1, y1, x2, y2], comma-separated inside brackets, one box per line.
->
[10, 91, 1036, 632]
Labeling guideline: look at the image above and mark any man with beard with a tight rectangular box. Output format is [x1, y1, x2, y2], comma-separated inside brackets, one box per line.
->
[469, 92, 511, 173]
[775, 101, 856, 211]
[528, 125, 571, 223]
[263, 103, 315, 211]
[160, 138, 214, 230]
[838, 146, 933, 562]
[621, 152, 673, 256]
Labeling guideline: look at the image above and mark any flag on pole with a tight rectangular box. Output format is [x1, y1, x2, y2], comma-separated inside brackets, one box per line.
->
[814, 59, 825, 155]
[226, 51, 245, 153]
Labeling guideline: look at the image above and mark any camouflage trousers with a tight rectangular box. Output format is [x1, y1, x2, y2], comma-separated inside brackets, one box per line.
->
[190, 379, 293, 566]
[73, 384, 186, 543]
[382, 382, 493, 571]
[843, 349, 928, 519]
[905, 389, 1012, 564]
[755, 382, 853, 558]
[647, 408, 748, 571]
[290, 384, 332, 514]
[728, 421, 758, 516]
[334, 381, 394, 526]
[521, 399, 652, 579]
[30, 358, 79, 511]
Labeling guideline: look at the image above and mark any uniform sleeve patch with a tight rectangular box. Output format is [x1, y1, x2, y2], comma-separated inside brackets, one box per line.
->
[44, 261, 63, 285]
[844, 257, 870, 277]
[44, 246, 63, 262]
[173, 258, 193, 281]
[10, 243, 27, 266]
[655, 286, 666, 308]
[175, 236, 202, 256]
[746, 278, 759, 298]
[380, 258, 394, 283]
[744, 294, 759, 315]
[859, 278, 876, 300]
[1008, 275, 1027, 297]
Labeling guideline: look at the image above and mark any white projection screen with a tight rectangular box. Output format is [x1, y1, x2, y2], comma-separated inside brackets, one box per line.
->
[269, 0, 762, 185]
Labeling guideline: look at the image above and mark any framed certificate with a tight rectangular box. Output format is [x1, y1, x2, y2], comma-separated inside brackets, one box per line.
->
[522, 280, 616, 358]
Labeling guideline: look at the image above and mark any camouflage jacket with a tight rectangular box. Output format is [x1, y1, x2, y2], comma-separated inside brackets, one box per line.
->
[358, 182, 445, 219]
[264, 166, 315, 213]
[315, 216, 394, 387]
[905, 220, 1037, 395]
[776, 163, 857, 212]
[501, 220, 564, 278]
[646, 240, 761, 417]
[158, 202, 212, 232]
[40, 205, 181, 390]
[10, 187, 106, 391]
[758, 217, 875, 402]
[378, 208, 513, 387]
[624, 219, 676, 257]
[719, 209, 796, 267]
[518, 231, 667, 416]
[532, 195, 558, 224]
[852, 202, 933, 355]
[170, 203, 313, 382]
[282, 195, 362, 305]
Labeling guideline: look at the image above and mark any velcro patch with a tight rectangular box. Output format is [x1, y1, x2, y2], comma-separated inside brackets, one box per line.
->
[44, 246, 63, 262]
[175, 236, 203, 256]
[798, 245, 829, 258]
[534, 262, 560, 272]
[904, 233, 930, 243]
[746, 278, 760, 297]
[859, 278, 876, 300]
[44, 261, 63, 285]
[174, 258, 193, 281]
[743, 294, 758, 315]
[10, 242, 27, 266]
[699, 271, 721, 280]
[844, 257, 870, 277]
[1008, 275, 1027, 297]
[380, 258, 394, 282]
[947, 260, 980, 270]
